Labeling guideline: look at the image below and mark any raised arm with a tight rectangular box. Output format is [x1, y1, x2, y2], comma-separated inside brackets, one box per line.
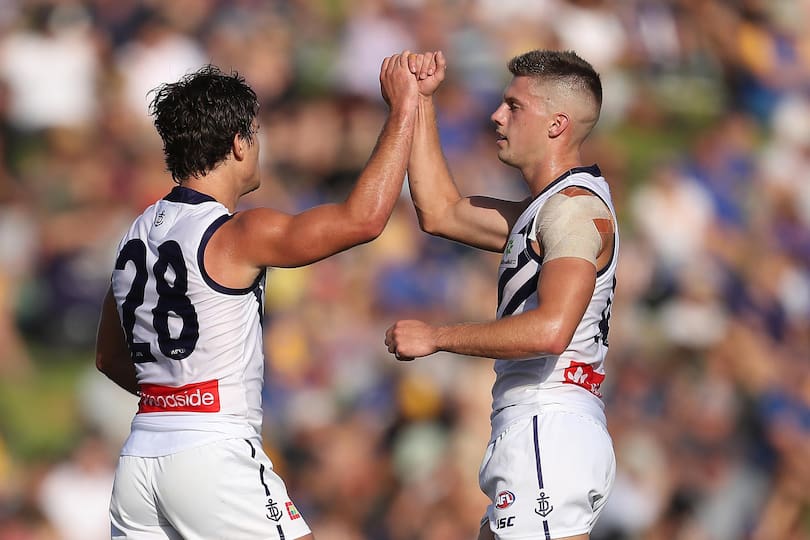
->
[407, 51, 525, 252]
[212, 52, 419, 273]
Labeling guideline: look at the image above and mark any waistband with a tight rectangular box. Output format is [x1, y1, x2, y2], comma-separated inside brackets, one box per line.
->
[489, 389, 606, 443]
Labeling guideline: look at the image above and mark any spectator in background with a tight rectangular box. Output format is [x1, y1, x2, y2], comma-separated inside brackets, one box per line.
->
[36, 433, 114, 540]
[332, 0, 414, 101]
[630, 159, 714, 277]
[115, 9, 207, 122]
[0, 3, 100, 131]
[0, 182, 36, 374]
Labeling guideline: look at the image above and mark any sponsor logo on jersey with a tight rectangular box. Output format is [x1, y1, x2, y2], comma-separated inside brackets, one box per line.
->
[535, 491, 553, 517]
[496, 516, 515, 529]
[154, 210, 165, 226]
[562, 361, 605, 397]
[286, 501, 301, 520]
[495, 490, 516, 509]
[500, 235, 521, 268]
[137, 379, 221, 413]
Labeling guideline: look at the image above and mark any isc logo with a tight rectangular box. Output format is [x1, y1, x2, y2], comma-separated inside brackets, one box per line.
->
[496, 516, 515, 529]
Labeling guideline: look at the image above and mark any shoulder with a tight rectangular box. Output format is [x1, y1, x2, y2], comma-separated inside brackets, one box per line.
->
[538, 190, 611, 226]
[221, 207, 286, 233]
[535, 190, 614, 249]
[207, 206, 291, 259]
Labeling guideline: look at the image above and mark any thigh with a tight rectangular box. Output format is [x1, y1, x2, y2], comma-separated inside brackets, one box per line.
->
[479, 412, 615, 540]
[156, 438, 312, 540]
[110, 456, 182, 540]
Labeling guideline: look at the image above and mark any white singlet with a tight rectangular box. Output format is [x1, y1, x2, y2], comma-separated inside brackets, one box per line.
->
[491, 164, 618, 436]
[479, 165, 618, 539]
[109, 186, 311, 540]
[111, 186, 267, 457]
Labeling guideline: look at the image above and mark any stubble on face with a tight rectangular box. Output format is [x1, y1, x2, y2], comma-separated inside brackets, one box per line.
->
[494, 77, 552, 169]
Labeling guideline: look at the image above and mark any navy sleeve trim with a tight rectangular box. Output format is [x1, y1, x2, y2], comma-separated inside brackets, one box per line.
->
[197, 214, 264, 295]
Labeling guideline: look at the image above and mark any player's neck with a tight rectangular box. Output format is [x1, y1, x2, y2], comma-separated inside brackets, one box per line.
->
[523, 153, 584, 196]
[179, 172, 242, 212]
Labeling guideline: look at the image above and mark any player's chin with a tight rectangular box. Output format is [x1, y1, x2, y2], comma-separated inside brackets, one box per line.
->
[495, 150, 514, 167]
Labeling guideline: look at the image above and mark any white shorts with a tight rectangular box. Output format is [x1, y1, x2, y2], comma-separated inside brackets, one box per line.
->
[479, 409, 615, 539]
[109, 437, 311, 540]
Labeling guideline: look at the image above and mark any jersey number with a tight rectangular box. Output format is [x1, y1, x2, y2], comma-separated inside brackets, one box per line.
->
[115, 239, 200, 362]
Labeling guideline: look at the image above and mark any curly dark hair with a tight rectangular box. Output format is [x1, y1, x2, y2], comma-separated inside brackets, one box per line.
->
[508, 50, 602, 108]
[149, 65, 259, 183]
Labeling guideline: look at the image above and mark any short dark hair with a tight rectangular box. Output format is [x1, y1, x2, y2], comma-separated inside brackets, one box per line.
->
[149, 65, 259, 183]
[507, 50, 602, 108]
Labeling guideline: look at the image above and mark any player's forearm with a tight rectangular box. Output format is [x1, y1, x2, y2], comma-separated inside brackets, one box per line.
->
[435, 311, 572, 360]
[95, 288, 140, 396]
[345, 106, 416, 236]
[97, 354, 140, 396]
[408, 96, 461, 235]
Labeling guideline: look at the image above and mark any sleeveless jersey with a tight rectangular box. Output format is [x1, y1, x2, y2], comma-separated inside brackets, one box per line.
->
[111, 186, 266, 457]
[490, 165, 618, 436]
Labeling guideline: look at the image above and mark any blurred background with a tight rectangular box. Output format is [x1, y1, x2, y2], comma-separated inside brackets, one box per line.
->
[0, 0, 808, 539]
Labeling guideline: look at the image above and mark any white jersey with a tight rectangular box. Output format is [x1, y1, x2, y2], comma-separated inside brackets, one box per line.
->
[491, 165, 618, 436]
[111, 186, 266, 457]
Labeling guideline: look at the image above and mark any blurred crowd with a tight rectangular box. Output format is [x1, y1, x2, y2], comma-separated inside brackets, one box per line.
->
[0, 0, 808, 539]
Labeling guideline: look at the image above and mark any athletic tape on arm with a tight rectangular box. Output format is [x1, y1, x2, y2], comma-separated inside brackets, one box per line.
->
[532, 192, 611, 265]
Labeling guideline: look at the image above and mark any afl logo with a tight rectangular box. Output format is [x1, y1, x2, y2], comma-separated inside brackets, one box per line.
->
[496, 490, 516, 509]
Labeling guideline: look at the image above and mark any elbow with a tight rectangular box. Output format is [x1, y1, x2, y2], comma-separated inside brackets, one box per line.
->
[96, 351, 109, 375]
[524, 339, 567, 358]
[356, 213, 388, 242]
[538, 327, 574, 356]
[418, 217, 440, 236]
[342, 216, 387, 245]
[414, 210, 443, 236]
[337, 204, 388, 244]
[543, 338, 569, 356]
[343, 196, 395, 242]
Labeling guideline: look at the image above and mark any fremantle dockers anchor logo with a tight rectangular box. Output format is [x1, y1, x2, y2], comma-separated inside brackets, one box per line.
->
[266, 498, 283, 521]
[535, 492, 553, 517]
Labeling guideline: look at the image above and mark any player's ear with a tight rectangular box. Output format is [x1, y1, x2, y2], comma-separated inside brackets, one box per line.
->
[232, 133, 245, 161]
[548, 112, 569, 138]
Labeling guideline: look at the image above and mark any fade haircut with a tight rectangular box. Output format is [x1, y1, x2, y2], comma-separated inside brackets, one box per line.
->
[149, 65, 259, 183]
[508, 50, 602, 109]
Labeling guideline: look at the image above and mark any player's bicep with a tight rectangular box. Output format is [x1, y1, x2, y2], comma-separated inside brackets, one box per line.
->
[437, 195, 527, 252]
[535, 257, 596, 349]
[228, 205, 372, 268]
